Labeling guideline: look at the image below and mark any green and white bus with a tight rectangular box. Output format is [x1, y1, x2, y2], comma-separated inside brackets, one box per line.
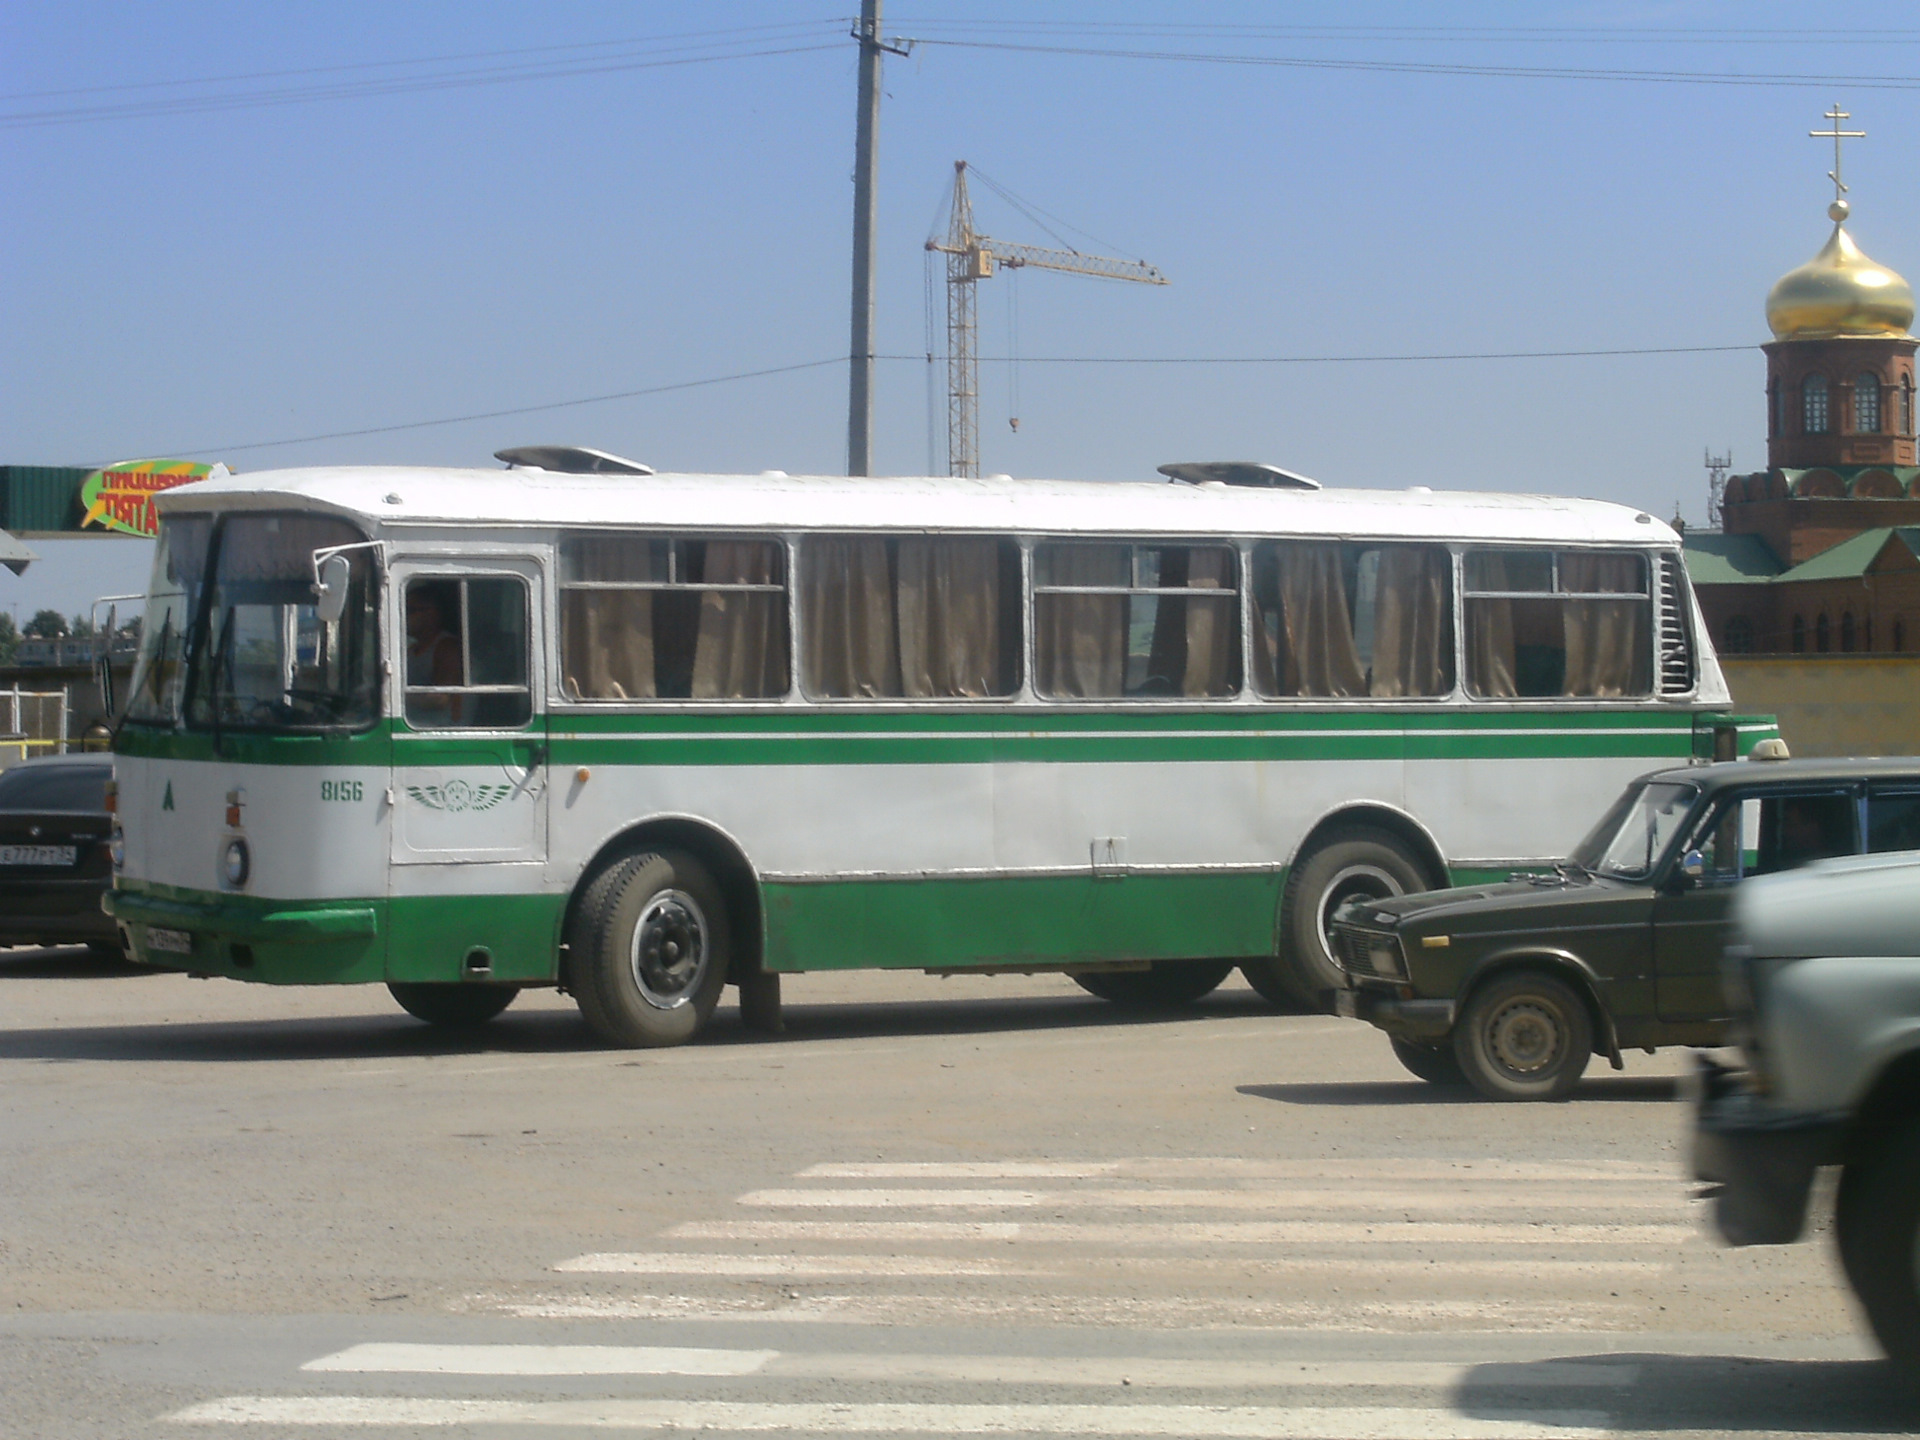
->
[107, 454, 1765, 1045]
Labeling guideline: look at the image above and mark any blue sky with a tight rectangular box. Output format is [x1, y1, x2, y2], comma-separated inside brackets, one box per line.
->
[4, 2, 1918, 618]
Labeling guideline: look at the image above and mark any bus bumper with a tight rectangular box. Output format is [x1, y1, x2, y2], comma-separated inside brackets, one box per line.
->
[105, 889, 378, 943]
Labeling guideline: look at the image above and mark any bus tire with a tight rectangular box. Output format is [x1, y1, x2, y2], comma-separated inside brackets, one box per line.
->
[1834, 1116, 1920, 1373]
[1280, 827, 1430, 1009]
[569, 849, 730, 1048]
[388, 982, 517, 1028]
[1072, 959, 1234, 1007]
[1391, 1036, 1467, 1086]
[1451, 970, 1592, 1102]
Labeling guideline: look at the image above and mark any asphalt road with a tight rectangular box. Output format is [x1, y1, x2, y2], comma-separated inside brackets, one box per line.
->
[1, 947, 1911, 1439]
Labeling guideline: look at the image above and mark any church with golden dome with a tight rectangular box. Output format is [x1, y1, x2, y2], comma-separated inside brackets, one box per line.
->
[1687, 113, 1920, 679]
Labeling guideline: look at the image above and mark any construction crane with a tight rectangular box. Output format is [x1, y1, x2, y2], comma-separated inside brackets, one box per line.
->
[925, 161, 1167, 478]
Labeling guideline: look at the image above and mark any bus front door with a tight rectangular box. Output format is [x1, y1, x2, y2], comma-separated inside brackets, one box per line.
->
[387, 561, 552, 983]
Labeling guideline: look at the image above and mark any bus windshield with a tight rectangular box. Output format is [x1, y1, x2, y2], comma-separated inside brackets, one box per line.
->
[1570, 780, 1700, 880]
[180, 514, 381, 732]
[125, 516, 211, 726]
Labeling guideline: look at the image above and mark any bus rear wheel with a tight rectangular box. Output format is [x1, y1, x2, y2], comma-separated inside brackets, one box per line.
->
[1073, 959, 1234, 1007]
[569, 849, 730, 1048]
[1279, 827, 1431, 1009]
[388, 982, 517, 1028]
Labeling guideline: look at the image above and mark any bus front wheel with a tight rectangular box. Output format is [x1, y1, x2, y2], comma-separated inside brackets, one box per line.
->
[1073, 959, 1234, 1007]
[388, 982, 517, 1028]
[1277, 827, 1430, 1009]
[570, 849, 731, 1048]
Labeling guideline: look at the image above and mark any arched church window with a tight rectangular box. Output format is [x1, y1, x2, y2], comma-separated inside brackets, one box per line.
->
[1804, 374, 1830, 434]
[1768, 381, 1781, 437]
[1791, 614, 1806, 652]
[1841, 611, 1856, 652]
[1854, 373, 1881, 433]
[1816, 612, 1830, 652]
[1904, 378, 1915, 437]
[1723, 615, 1753, 653]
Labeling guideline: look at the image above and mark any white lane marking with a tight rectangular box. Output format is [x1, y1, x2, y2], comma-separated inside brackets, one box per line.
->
[718, 1210, 1689, 1245]
[656, 1229, 1668, 1273]
[302, 1344, 774, 1376]
[292, 1348, 1640, 1389]
[799, 1161, 1670, 1182]
[553, 1253, 1041, 1277]
[482, 1293, 1640, 1330]
[755, 1356, 1639, 1390]
[738, 1188, 1681, 1214]
[168, 1396, 1613, 1435]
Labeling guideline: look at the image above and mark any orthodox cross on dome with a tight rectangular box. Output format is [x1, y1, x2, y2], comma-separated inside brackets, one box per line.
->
[1810, 104, 1865, 220]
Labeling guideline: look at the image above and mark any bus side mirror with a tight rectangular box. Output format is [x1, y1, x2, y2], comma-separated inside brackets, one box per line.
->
[313, 553, 352, 624]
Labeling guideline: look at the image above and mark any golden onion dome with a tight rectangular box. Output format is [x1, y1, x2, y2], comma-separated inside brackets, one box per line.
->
[1766, 200, 1914, 340]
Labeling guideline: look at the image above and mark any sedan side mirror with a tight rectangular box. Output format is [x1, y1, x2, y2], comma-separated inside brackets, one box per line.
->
[1680, 850, 1706, 880]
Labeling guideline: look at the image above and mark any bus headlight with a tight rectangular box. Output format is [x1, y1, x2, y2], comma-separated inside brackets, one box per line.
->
[109, 826, 125, 871]
[222, 837, 251, 888]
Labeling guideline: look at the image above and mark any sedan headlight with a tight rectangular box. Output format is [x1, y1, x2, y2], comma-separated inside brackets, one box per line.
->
[222, 837, 251, 888]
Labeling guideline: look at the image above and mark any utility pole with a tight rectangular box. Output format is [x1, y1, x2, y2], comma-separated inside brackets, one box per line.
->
[846, 2, 909, 476]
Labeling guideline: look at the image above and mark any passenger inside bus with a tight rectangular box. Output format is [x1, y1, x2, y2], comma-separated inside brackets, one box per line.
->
[405, 582, 463, 725]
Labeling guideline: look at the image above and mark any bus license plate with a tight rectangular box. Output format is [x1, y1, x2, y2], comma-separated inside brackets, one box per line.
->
[147, 927, 193, 955]
[0, 844, 75, 866]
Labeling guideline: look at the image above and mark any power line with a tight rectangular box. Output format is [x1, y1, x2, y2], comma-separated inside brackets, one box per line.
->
[0, 36, 844, 129]
[881, 344, 1751, 363]
[165, 343, 1747, 459]
[908, 37, 1920, 90]
[169, 357, 845, 458]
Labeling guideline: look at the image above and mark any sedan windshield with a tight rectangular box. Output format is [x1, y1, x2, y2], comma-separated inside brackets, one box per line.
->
[179, 514, 381, 732]
[1570, 780, 1701, 880]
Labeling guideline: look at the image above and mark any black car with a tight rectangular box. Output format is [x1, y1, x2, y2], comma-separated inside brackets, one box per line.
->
[1330, 756, 1920, 1101]
[0, 752, 120, 957]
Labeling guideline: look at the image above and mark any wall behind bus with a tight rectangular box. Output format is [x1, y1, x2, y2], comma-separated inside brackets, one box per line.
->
[1720, 656, 1919, 758]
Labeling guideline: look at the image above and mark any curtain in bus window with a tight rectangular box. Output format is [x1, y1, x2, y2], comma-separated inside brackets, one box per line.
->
[1465, 553, 1519, 698]
[1180, 547, 1236, 696]
[896, 538, 1001, 698]
[1034, 544, 1128, 698]
[1261, 542, 1365, 697]
[561, 535, 656, 701]
[803, 536, 901, 698]
[1559, 553, 1651, 697]
[1369, 546, 1453, 697]
[691, 541, 788, 699]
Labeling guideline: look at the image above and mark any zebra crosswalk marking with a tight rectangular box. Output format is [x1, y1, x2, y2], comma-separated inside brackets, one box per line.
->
[168, 1395, 1615, 1436]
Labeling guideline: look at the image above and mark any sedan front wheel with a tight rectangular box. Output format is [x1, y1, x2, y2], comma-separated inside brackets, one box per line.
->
[1452, 970, 1593, 1101]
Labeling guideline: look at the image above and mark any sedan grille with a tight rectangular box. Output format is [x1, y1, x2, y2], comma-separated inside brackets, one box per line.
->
[1333, 926, 1405, 981]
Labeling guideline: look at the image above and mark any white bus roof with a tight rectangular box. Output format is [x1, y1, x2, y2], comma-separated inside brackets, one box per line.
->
[156, 466, 1680, 547]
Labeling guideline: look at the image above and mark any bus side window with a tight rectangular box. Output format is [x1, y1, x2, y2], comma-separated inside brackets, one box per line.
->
[1868, 788, 1920, 853]
[1250, 542, 1452, 698]
[559, 535, 788, 701]
[801, 536, 1020, 700]
[1463, 550, 1652, 699]
[1031, 542, 1238, 700]
[404, 577, 531, 729]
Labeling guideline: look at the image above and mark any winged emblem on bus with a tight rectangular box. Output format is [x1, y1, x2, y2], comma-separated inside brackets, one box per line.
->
[404, 780, 514, 813]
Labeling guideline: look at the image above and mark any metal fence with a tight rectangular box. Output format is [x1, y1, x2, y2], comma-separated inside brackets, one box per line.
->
[0, 687, 70, 764]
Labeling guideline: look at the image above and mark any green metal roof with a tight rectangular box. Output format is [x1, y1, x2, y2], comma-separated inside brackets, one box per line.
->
[1682, 530, 1784, 585]
[1776, 527, 1920, 583]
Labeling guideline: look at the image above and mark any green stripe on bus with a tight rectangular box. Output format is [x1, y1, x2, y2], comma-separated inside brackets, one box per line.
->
[761, 870, 1285, 972]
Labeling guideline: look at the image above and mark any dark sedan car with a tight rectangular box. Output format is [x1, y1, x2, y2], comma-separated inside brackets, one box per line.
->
[1330, 756, 1920, 1101]
[0, 752, 120, 958]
